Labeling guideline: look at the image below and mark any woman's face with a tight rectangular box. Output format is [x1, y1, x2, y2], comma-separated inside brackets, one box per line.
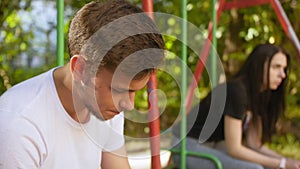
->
[265, 52, 287, 90]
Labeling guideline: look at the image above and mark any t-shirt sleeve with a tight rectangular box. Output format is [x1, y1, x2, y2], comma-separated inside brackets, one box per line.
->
[223, 82, 247, 119]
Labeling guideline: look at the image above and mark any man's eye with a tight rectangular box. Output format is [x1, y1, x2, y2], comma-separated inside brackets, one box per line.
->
[112, 88, 121, 93]
[112, 88, 127, 94]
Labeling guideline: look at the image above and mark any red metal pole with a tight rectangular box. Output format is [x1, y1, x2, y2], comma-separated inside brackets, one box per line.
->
[142, 1, 162, 169]
[147, 73, 162, 169]
[223, 0, 269, 10]
[270, 0, 300, 58]
[142, 0, 154, 20]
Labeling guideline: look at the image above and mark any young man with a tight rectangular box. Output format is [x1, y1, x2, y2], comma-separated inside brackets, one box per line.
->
[0, 1, 165, 168]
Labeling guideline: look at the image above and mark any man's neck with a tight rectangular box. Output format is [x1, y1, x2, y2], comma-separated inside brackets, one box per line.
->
[53, 64, 78, 121]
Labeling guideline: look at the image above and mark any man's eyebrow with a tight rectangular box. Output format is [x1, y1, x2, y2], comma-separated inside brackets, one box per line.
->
[113, 85, 147, 92]
[128, 89, 136, 92]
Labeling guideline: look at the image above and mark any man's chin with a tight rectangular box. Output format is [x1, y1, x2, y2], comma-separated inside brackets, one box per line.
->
[90, 110, 106, 121]
[102, 115, 114, 120]
[90, 109, 121, 121]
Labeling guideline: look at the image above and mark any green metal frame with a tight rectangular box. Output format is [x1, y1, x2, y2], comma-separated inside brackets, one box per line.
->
[169, 0, 223, 168]
[179, 0, 188, 168]
[169, 148, 222, 169]
[57, 0, 64, 66]
[211, 0, 217, 87]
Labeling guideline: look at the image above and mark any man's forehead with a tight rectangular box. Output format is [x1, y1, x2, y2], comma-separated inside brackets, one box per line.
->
[96, 67, 149, 85]
[111, 77, 149, 90]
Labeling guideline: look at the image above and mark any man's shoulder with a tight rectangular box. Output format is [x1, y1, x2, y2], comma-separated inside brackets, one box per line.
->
[0, 69, 57, 127]
[0, 69, 54, 106]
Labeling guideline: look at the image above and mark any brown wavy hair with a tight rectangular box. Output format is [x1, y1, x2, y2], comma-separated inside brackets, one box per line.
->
[68, 0, 165, 79]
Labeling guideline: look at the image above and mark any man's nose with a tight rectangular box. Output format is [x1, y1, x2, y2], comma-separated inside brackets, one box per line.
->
[119, 93, 135, 111]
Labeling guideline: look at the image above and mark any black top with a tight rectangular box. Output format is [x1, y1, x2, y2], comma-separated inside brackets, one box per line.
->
[172, 80, 249, 142]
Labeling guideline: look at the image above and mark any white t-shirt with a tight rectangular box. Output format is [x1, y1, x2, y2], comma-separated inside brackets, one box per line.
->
[0, 68, 125, 169]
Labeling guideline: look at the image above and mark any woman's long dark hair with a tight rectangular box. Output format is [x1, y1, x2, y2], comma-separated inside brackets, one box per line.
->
[234, 44, 290, 143]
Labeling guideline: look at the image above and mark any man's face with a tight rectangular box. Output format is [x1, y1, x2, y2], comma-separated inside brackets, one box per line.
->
[84, 68, 150, 120]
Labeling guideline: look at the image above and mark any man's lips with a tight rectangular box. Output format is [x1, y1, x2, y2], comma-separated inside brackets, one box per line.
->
[107, 110, 121, 116]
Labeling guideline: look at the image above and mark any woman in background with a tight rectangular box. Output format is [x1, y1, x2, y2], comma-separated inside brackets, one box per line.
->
[172, 44, 300, 169]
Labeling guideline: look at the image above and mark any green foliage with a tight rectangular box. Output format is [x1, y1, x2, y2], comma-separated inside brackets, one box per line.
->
[268, 133, 300, 160]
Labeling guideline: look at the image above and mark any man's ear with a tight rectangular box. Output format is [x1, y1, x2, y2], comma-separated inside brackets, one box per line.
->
[70, 55, 86, 81]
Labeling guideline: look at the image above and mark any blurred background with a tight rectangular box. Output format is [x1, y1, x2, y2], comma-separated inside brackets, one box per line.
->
[0, 0, 299, 161]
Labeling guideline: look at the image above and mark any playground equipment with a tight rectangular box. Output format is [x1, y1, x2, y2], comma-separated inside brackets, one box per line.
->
[144, 0, 300, 169]
[141, 0, 222, 168]
[142, 1, 162, 168]
[56, 0, 300, 168]
[56, 0, 64, 66]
